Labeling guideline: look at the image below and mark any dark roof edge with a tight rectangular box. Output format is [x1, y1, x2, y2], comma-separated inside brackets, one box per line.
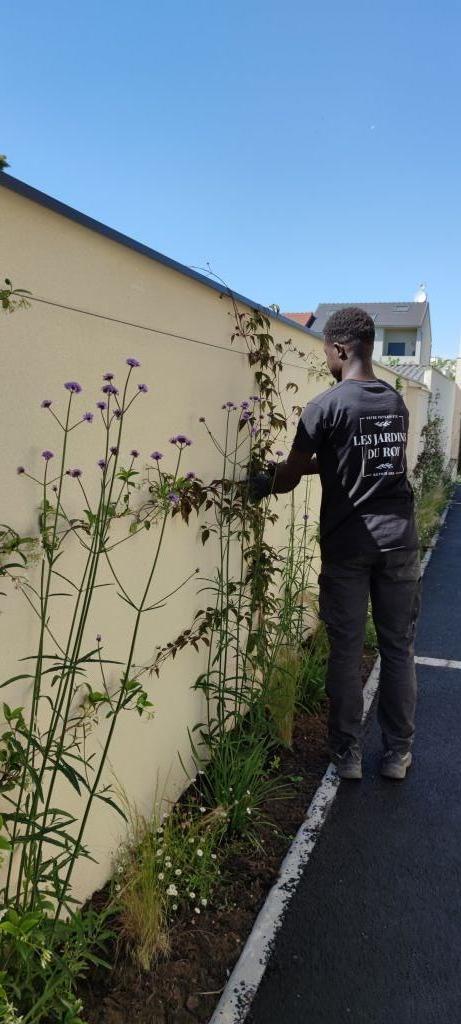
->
[0, 172, 313, 337]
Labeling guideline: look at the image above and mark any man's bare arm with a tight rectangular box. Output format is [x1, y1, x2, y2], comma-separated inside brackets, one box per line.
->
[272, 450, 318, 494]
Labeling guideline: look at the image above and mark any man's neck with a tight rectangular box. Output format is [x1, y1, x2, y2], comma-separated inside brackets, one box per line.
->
[341, 359, 376, 383]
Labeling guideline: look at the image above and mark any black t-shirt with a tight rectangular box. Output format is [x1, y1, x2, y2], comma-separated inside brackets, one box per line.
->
[292, 378, 419, 559]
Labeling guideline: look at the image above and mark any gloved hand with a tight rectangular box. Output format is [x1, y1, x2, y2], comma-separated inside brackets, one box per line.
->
[246, 470, 274, 504]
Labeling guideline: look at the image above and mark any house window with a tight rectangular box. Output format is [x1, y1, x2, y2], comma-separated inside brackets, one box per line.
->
[383, 329, 417, 358]
[386, 342, 406, 356]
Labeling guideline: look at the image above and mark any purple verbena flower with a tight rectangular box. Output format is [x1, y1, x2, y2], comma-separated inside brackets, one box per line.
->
[241, 401, 250, 409]
[96, 634, 102, 643]
[41, 399, 53, 409]
[103, 373, 114, 381]
[167, 492, 180, 505]
[137, 383, 148, 393]
[150, 451, 163, 461]
[52, 484, 58, 493]
[82, 412, 94, 423]
[199, 416, 206, 423]
[98, 458, 107, 470]
[250, 426, 259, 437]
[275, 450, 285, 458]
[97, 401, 107, 411]
[126, 357, 141, 368]
[303, 513, 310, 522]
[42, 450, 54, 461]
[240, 411, 251, 422]
[249, 395, 260, 401]
[113, 409, 122, 419]
[69, 468, 82, 478]
[185, 471, 196, 481]
[130, 449, 140, 458]
[110, 446, 118, 456]
[64, 382, 82, 394]
[17, 466, 25, 475]
[102, 384, 119, 396]
[169, 435, 192, 447]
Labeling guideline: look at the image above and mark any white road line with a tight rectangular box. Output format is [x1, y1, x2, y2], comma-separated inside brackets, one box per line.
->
[415, 657, 461, 670]
[208, 502, 452, 1024]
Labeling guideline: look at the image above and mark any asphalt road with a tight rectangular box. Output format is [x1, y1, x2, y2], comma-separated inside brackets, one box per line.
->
[248, 488, 461, 1024]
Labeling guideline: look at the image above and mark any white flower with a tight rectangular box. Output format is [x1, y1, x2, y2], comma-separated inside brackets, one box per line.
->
[175, 868, 182, 876]
[199, 806, 206, 813]
[246, 790, 251, 796]
[158, 873, 164, 881]
[166, 884, 178, 897]
[246, 807, 252, 815]
[40, 948, 52, 968]
[157, 826, 164, 834]
[196, 848, 204, 857]
[211, 853, 217, 860]
[194, 907, 201, 914]
[156, 850, 163, 858]
[188, 837, 195, 844]
[189, 891, 196, 899]
[172, 903, 178, 910]
[201, 897, 207, 906]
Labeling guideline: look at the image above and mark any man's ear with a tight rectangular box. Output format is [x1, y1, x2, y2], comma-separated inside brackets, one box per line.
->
[334, 342, 347, 362]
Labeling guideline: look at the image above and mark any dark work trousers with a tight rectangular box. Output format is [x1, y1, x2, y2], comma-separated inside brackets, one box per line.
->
[319, 548, 421, 754]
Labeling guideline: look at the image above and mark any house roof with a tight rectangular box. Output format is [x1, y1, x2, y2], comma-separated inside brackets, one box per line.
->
[391, 363, 426, 383]
[311, 302, 428, 333]
[0, 172, 314, 338]
[282, 311, 315, 327]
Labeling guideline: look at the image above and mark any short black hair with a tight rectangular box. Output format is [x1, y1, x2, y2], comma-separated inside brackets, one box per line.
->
[324, 306, 375, 352]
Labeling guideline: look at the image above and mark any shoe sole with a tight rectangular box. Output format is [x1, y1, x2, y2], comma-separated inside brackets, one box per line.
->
[380, 753, 412, 780]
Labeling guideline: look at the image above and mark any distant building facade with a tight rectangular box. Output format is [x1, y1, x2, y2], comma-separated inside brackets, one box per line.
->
[307, 298, 431, 366]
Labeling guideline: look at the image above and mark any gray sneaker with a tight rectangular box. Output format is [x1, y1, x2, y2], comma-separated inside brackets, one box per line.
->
[331, 746, 363, 780]
[380, 750, 412, 780]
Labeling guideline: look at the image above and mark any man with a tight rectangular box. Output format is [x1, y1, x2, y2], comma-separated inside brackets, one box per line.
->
[252, 306, 420, 781]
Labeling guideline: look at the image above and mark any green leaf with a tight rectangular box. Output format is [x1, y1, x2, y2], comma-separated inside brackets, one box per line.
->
[87, 691, 108, 705]
[0, 673, 32, 688]
[95, 792, 127, 820]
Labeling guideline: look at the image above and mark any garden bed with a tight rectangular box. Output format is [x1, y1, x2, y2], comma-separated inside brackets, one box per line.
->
[80, 653, 375, 1024]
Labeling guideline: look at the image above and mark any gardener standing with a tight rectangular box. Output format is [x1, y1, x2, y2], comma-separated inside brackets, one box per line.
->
[251, 306, 420, 780]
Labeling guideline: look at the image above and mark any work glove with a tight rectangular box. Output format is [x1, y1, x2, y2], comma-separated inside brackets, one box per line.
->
[246, 469, 274, 504]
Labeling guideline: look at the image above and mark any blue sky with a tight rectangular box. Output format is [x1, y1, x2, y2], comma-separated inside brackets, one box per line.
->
[3, 0, 461, 356]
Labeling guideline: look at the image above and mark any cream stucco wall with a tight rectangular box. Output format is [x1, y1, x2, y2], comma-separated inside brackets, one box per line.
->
[400, 380, 430, 474]
[451, 355, 461, 468]
[0, 181, 431, 901]
[423, 365, 456, 466]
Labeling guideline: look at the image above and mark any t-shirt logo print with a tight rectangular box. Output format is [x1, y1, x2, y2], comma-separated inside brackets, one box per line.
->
[353, 414, 406, 478]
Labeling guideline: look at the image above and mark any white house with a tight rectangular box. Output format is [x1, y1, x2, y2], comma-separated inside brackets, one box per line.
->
[308, 297, 431, 366]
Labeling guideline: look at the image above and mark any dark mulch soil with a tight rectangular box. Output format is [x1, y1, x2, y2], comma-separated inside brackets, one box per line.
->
[80, 652, 376, 1024]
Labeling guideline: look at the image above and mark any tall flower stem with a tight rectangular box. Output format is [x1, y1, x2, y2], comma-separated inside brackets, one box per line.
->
[54, 450, 180, 920]
[25, 378, 135, 903]
[5, 396, 73, 905]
